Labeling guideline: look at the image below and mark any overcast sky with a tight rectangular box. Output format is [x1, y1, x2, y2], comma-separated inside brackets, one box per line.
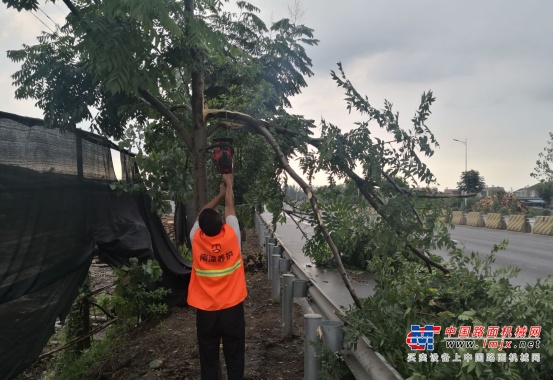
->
[2, 1, 553, 192]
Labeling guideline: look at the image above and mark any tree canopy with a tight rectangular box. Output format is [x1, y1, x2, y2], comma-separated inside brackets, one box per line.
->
[530, 130, 553, 206]
[6, 0, 465, 308]
[531, 131, 553, 183]
[457, 169, 485, 194]
[6, 0, 318, 214]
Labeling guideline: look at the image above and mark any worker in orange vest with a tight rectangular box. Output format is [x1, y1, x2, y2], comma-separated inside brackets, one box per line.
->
[187, 173, 247, 380]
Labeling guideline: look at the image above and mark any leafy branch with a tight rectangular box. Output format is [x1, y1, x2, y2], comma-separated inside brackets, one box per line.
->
[250, 120, 363, 309]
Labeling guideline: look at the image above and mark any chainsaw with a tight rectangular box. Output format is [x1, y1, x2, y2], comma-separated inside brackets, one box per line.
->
[208, 138, 234, 174]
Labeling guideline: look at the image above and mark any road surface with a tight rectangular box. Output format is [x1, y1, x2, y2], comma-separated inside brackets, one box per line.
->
[435, 226, 553, 286]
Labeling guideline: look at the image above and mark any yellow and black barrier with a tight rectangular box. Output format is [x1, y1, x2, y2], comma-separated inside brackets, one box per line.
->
[485, 213, 506, 230]
[451, 211, 466, 225]
[466, 212, 485, 227]
[533, 216, 553, 236]
[437, 211, 451, 223]
[506, 215, 532, 233]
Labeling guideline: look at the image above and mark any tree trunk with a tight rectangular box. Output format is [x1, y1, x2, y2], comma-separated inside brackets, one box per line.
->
[192, 111, 208, 215]
[185, 4, 223, 378]
[186, 0, 208, 216]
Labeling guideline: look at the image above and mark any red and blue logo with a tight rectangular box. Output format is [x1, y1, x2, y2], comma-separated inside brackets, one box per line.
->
[406, 325, 441, 351]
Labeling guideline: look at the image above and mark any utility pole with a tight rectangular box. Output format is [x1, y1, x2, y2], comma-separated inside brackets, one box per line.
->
[453, 138, 468, 207]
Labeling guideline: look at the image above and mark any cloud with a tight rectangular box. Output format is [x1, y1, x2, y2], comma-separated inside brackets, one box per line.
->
[0, 4, 66, 118]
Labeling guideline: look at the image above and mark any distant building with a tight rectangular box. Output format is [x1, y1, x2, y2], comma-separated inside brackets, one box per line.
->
[513, 184, 540, 198]
[481, 186, 505, 197]
[443, 187, 461, 195]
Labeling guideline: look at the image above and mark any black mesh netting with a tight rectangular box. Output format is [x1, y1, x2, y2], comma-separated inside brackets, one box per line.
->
[0, 111, 191, 379]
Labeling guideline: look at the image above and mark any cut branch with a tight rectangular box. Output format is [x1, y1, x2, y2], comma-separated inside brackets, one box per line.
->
[337, 161, 450, 274]
[169, 104, 192, 112]
[203, 109, 320, 143]
[207, 108, 449, 274]
[207, 121, 248, 136]
[37, 319, 117, 360]
[283, 209, 311, 241]
[382, 171, 424, 226]
[204, 109, 299, 136]
[250, 122, 363, 309]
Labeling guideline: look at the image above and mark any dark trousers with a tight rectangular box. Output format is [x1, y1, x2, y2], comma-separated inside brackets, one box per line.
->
[196, 302, 245, 380]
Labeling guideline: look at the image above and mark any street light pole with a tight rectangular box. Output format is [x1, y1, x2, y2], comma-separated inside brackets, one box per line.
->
[453, 138, 468, 207]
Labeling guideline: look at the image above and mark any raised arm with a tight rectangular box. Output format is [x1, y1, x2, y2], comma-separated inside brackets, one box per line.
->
[199, 182, 226, 215]
[222, 173, 235, 218]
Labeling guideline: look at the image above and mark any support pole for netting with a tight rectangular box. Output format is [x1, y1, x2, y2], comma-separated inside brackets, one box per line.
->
[282, 274, 295, 335]
[304, 314, 322, 380]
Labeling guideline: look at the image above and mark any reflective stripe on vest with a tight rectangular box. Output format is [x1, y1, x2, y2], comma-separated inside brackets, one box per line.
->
[194, 259, 243, 277]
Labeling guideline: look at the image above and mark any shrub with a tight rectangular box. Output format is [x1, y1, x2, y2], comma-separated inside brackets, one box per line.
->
[345, 242, 553, 379]
[302, 193, 378, 268]
[108, 258, 171, 326]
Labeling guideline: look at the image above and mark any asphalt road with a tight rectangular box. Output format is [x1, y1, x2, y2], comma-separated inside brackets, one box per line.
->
[263, 212, 553, 309]
[435, 226, 553, 286]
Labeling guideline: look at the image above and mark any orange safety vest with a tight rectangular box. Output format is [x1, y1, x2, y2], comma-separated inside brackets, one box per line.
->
[187, 224, 247, 311]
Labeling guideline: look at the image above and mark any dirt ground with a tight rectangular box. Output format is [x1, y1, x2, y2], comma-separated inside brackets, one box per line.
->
[17, 221, 306, 380]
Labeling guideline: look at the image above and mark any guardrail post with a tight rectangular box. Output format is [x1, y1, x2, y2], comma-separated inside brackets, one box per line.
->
[266, 238, 276, 253]
[273, 245, 283, 259]
[304, 314, 322, 380]
[267, 244, 273, 280]
[282, 274, 295, 335]
[293, 279, 308, 298]
[321, 320, 344, 352]
[263, 235, 270, 268]
[269, 245, 283, 282]
[266, 243, 275, 280]
[271, 253, 281, 301]
[279, 258, 291, 273]
[266, 238, 277, 280]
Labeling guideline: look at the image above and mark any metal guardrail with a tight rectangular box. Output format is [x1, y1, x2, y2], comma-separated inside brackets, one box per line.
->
[254, 214, 403, 380]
